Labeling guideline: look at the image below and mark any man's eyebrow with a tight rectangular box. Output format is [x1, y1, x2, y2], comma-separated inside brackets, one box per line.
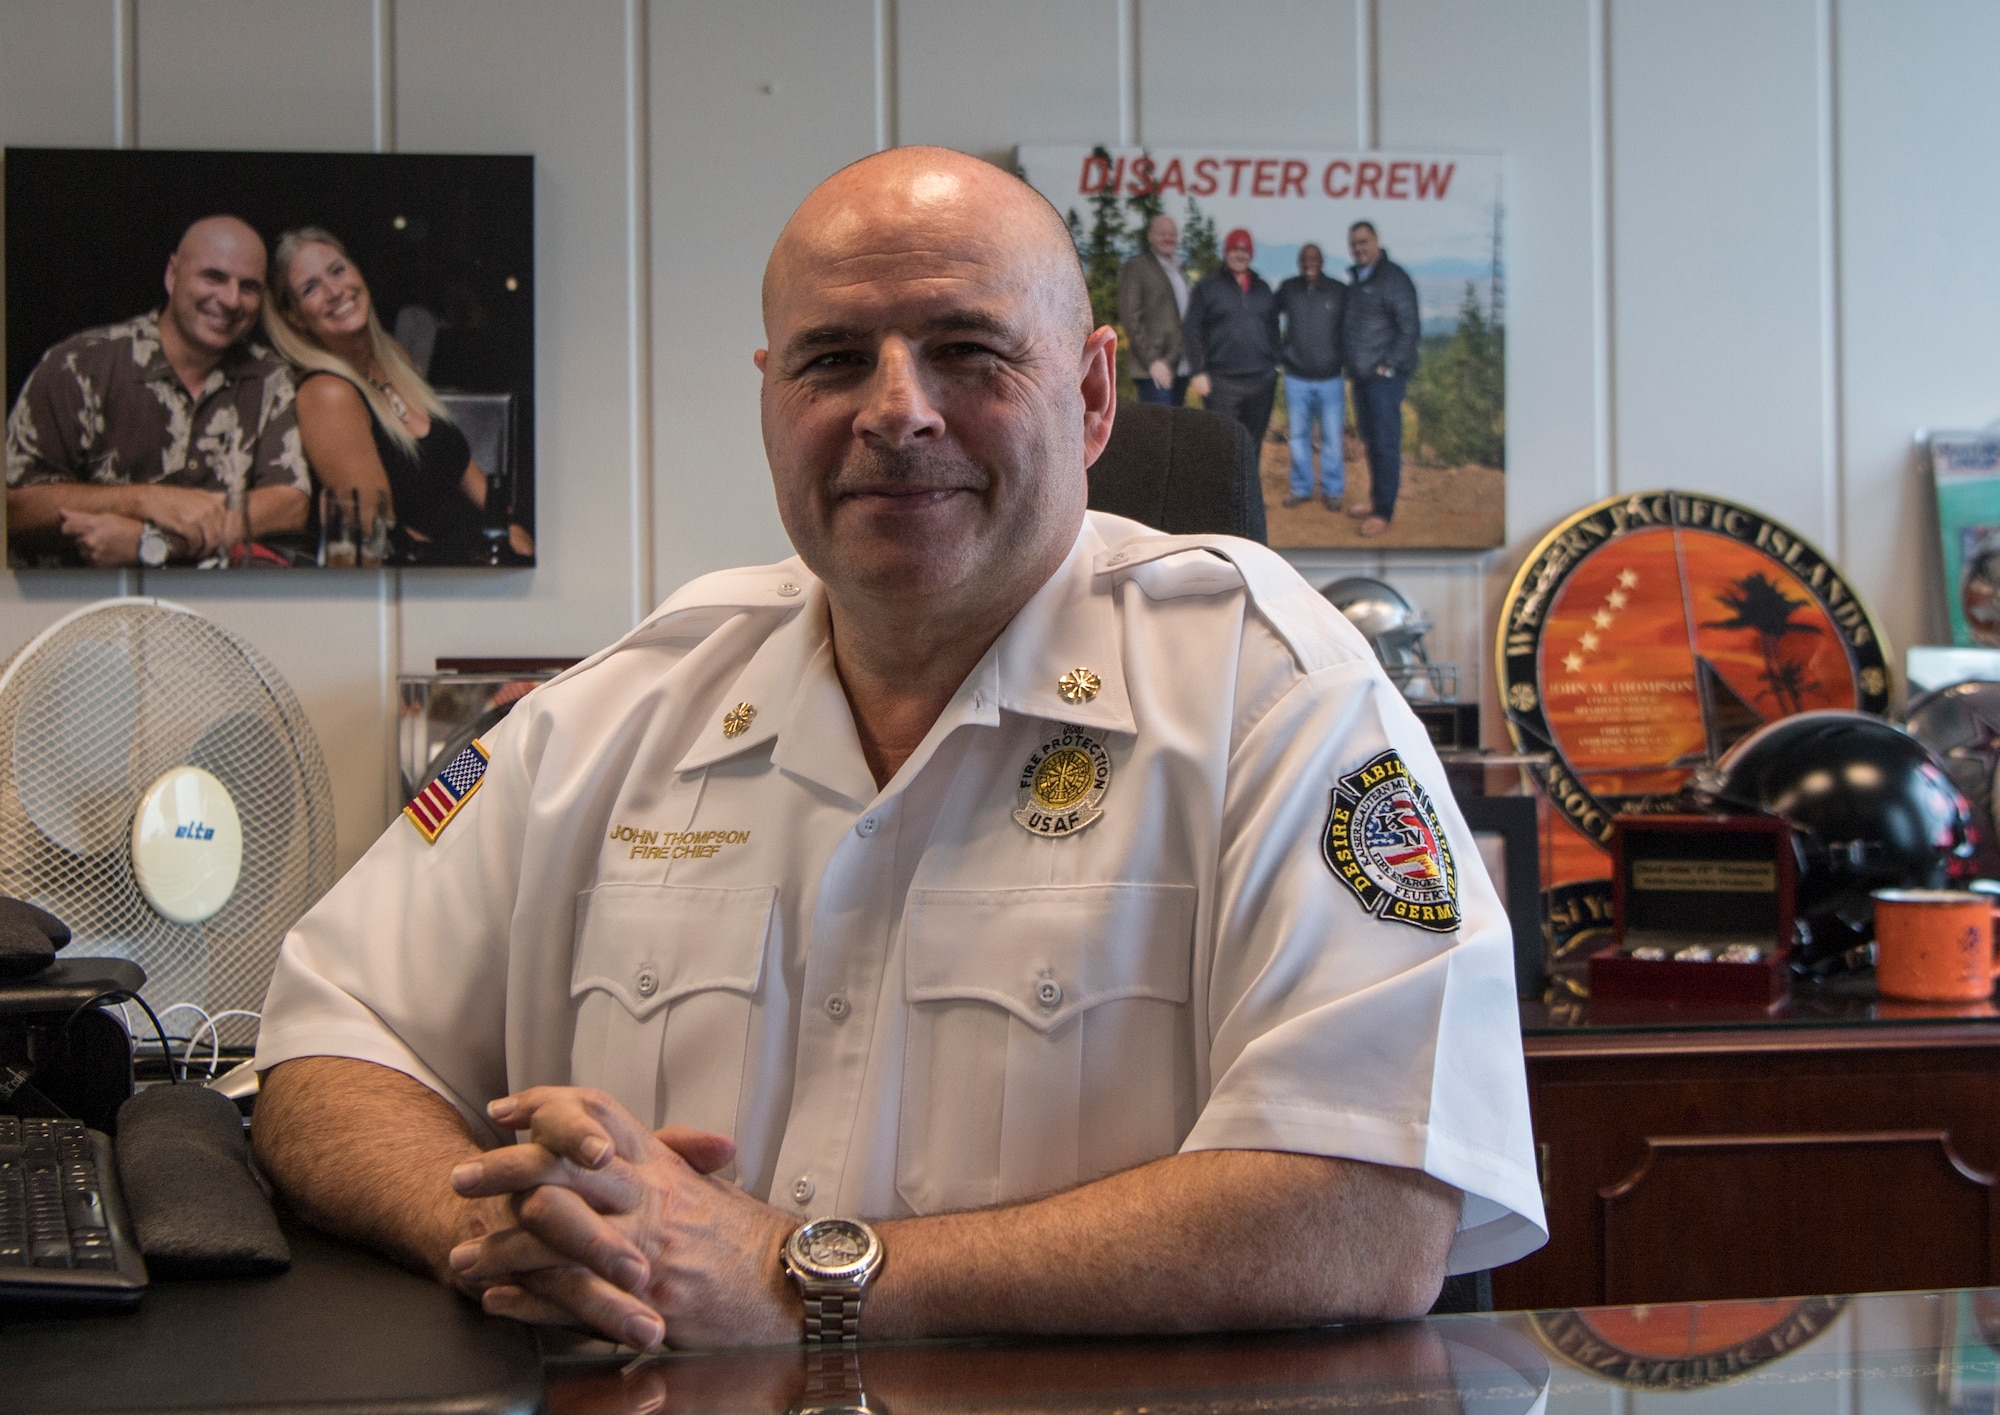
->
[783, 311, 1021, 356]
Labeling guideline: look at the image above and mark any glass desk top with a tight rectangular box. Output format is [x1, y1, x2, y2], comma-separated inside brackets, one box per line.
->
[542, 1287, 2000, 1414]
[1522, 973, 2000, 1039]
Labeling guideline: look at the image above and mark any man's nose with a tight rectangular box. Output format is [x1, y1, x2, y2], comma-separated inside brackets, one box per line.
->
[853, 341, 944, 446]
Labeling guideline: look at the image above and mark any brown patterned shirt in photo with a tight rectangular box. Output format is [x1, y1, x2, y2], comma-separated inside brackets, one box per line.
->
[5, 310, 308, 522]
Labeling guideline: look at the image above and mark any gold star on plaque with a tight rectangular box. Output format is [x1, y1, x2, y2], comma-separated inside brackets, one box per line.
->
[1605, 589, 1630, 610]
[1593, 608, 1614, 630]
[721, 702, 757, 738]
[1563, 651, 1585, 673]
[1579, 631, 1600, 651]
[1617, 568, 1640, 589]
[1057, 668, 1102, 704]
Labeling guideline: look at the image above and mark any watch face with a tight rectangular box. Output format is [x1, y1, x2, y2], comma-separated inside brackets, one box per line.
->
[791, 1218, 880, 1281]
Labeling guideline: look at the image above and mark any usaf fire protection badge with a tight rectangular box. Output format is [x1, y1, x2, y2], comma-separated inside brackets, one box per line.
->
[1322, 749, 1460, 933]
[1014, 725, 1111, 837]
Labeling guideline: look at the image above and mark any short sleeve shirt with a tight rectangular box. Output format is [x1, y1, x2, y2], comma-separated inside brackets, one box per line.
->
[255, 512, 1548, 1274]
[4, 310, 307, 508]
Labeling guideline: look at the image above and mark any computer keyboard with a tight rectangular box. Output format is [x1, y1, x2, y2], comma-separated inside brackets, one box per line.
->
[0, 1117, 147, 1307]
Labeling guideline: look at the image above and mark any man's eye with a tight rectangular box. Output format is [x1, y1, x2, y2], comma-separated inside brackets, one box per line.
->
[805, 351, 865, 371]
[936, 342, 998, 360]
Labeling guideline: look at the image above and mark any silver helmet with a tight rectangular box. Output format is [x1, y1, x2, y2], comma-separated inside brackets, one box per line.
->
[1321, 576, 1436, 693]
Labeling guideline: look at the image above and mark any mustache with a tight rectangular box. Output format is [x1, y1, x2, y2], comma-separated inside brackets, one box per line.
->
[828, 443, 990, 497]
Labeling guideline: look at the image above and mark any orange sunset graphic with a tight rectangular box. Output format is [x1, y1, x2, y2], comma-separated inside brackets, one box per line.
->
[1533, 524, 1863, 888]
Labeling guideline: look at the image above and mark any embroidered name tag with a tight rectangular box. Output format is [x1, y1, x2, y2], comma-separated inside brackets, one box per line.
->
[1321, 749, 1460, 933]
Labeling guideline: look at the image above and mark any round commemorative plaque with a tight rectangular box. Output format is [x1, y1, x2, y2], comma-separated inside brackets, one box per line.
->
[1496, 491, 1891, 990]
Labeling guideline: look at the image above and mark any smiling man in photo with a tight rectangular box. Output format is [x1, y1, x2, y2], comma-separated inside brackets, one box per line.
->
[4, 214, 309, 567]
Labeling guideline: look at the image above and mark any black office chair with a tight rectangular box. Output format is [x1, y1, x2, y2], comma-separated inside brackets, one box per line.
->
[1086, 400, 1267, 542]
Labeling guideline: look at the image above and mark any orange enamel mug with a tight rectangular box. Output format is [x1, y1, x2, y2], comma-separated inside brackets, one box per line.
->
[1871, 888, 2000, 1003]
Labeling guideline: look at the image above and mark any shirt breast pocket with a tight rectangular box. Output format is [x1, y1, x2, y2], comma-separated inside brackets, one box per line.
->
[569, 882, 775, 1139]
[896, 883, 1198, 1214]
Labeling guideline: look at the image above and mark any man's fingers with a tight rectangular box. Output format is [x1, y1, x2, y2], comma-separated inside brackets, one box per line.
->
[450, 1143, 650, 1212]
[509, 1180, 658, 1290]
[486, 1086, 660, 1167]
[447, 1221, 648, 1294]
[488, 1266, 666, 1350]
[652, 1126, 736, 1175]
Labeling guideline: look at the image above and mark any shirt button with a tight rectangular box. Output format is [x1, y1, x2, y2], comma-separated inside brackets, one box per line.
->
[635, 968, 659, 998]
[792, 1176, 815, 1205]
[824, 994, 850, 1021]
[1107, 552, 1128, 566]
[776, 582, 801, 597]
[1035, 978, 1063, 1009]
[855, 815, 878, 838]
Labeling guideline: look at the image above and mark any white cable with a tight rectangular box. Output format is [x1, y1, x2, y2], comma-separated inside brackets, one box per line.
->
[183, 1010, 261, 1078]
[150, 1002, 213, 1060]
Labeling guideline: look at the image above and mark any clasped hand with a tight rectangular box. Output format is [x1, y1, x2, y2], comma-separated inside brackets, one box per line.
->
[446, 1087, 800, 1350]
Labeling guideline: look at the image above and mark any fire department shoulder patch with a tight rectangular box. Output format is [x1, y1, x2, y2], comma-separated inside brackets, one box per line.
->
[1322, 749, 1461, 934]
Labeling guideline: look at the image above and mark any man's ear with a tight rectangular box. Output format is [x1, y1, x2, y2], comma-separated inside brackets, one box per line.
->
[1080, 324, 1118, 469]
[754, 348, 768, 373]
[163, 253, 179, 299]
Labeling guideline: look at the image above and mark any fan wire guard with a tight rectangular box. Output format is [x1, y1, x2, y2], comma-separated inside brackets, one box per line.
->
[0, 599, 336, 1049]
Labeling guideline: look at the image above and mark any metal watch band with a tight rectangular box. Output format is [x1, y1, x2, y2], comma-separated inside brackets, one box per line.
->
[800, 1287, 865, 1344]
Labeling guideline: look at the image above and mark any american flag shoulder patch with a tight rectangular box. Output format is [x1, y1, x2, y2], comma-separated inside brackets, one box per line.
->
[404, 740, 491, 843]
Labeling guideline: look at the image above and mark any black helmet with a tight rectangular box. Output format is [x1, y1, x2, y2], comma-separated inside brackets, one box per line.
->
[1698, 711, 1977, 976]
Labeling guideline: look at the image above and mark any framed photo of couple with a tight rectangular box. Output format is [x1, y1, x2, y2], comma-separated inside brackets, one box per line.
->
[3, 147, 534, 570]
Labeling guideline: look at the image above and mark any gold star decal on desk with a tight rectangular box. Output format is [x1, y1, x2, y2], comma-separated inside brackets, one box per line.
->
[1563, 651, 1585, 673]
[1593, 608, 1614, 630]
[1618, 568, 1639, 589]
[1580, 631, 1600, 651]
[722, 702, 757, 738]
[1606, 589, 1629, 610]
[1057, 667, 1101, 704]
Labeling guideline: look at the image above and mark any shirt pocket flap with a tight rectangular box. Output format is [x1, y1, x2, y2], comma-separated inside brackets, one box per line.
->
[904, 884, 1196, 1034]
[571, 882, 776, 1020]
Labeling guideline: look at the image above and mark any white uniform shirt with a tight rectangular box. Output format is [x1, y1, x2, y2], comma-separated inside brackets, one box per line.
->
[256, 512, 1547, 1274]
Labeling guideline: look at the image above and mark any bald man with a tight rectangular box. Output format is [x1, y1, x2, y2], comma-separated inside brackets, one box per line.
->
[252, 149, 1543, 1351]
[5, 215, 309, 567]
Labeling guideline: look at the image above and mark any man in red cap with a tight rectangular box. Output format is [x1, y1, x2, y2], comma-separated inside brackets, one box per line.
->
[1183, 227, 1279, 450]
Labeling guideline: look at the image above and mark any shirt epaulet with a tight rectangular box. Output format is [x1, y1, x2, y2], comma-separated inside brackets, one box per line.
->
[529, 563, 814, 696]
[1092, 532, 1370, 673]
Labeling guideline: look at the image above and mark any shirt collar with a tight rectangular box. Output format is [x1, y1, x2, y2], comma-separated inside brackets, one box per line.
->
[670, 517, 1141, 801]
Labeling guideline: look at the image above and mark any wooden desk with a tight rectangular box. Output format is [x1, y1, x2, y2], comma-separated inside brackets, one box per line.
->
[1495, 987, 2000, 1311]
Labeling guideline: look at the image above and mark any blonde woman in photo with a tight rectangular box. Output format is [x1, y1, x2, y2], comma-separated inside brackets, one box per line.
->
[264, 227, 533, 563]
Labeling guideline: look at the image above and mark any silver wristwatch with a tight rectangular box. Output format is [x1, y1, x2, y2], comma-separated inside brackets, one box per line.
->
[782, 1216, 884, 1344]
[137, 521, 171, 568]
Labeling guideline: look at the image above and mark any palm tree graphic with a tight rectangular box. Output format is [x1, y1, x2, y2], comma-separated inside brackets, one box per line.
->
[1703, 572, 1822, 716]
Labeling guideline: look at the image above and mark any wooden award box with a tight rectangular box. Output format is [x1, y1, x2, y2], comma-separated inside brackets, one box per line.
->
[1588, 813, 1796, 1005]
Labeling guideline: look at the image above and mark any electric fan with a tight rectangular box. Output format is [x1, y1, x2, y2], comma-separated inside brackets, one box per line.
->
[0, 598, 337, 1047]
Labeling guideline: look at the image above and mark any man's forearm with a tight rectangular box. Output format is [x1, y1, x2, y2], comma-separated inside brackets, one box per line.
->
[254, 1056, 510, 1282]
[863, 1150, 1458, 1338]
[7, 483, 150, 537]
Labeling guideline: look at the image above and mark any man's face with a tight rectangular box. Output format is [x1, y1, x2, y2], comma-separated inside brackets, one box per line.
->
[163, 220, 266, 356]
[1147, 215, 1179, 261]
[1349, 225, 1380, 267]
[1300, 245, 1323, 280]
[1224, 245, 1253, 275]
[756, 172, 1108, 611]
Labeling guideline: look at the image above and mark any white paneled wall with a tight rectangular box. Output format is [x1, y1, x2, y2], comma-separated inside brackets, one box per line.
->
[4, 0, 1999, 883]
